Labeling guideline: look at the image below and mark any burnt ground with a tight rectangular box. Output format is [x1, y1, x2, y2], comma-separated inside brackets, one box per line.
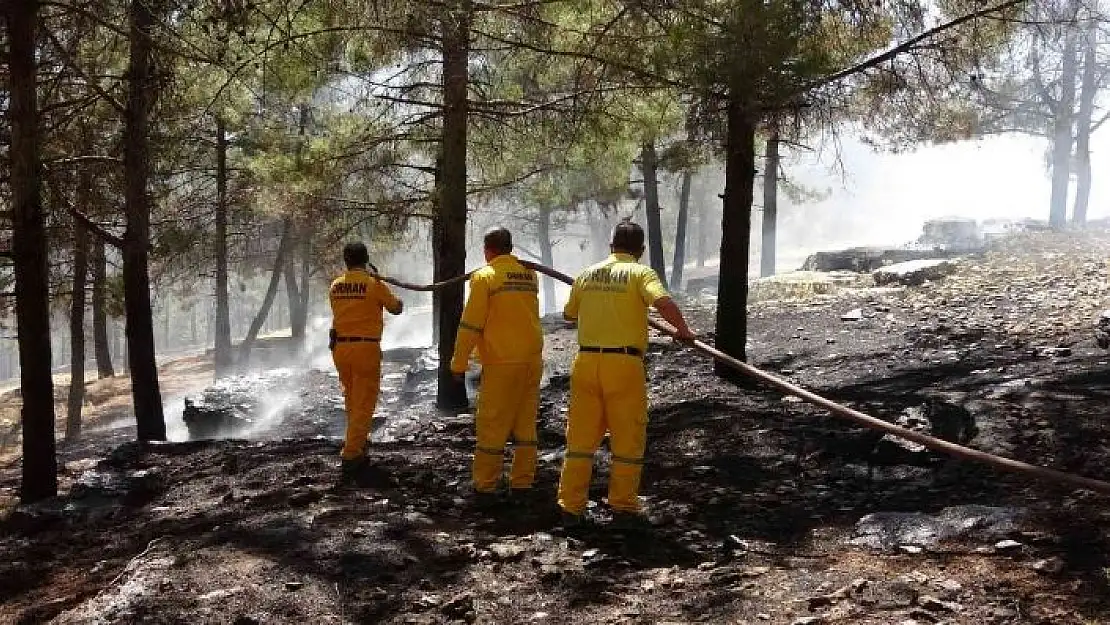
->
[4, 232, 1110, 624]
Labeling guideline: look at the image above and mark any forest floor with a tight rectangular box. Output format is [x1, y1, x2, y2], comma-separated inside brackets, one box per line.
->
[4, 231, 1110, 624]
[0, 356, 215, 466]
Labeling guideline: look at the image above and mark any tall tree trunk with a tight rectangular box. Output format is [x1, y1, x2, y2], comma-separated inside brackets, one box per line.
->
[672, 171, 692, 291]
[537, 206, 556, 314]
[1072, 19, 1097, 227]
[283, 112, 312, 352]
[214, 116, 232, 375]
[299, 239, 310, 328]
[715, 97, 756, 380]
[162, 300, 171, 350]
[283, 251, 310, 355]
[54, 325, 66, 371]
[283, 258, 301, 335]
[760, 131, 781, 277]
[190, 303, 198, 346]
[587, 204, 611, 260]
[284, 230, 311, 348]
[91, 239, 114, 378]
[428, 202, 440, 347]
[1049, 28, 1078, 229]
[9, 0, 58, 502]
[696, 177, 708, 268]
[239, 219, 295, 365]
[640, 142, 668, 286]
[433, 1, 471, 410]
[66, 220, 90, 441]
[123, 0, 166, 441]
[114, 318, 126, 373]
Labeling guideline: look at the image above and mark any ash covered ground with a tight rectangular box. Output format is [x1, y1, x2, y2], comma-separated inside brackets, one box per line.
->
[5, 231, 1110, 624]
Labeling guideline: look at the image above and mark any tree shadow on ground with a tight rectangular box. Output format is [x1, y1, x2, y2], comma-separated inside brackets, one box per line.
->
[0, 440, 473, 623]
[207, 508, 475, 623]
[639, 345, 1110, 566]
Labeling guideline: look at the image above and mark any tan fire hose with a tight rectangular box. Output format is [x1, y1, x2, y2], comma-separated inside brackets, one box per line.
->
[369, 269, 473, 292]
[376, 259, 1110, 496]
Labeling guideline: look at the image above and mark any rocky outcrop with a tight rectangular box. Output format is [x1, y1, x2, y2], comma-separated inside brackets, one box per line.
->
[801, 248, 950, 273]
[872, 259, 958, 286]
[919, 218, 982, 251]
[1097, 310, 1110, 348]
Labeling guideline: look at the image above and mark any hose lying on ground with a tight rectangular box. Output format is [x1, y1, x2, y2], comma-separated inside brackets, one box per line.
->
[373, 259, 1110, 496]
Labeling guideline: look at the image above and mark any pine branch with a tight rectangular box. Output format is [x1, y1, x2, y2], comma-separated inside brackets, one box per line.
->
[471, 28, 685, 90]
[46, 155, 124, 166]
[472, 0, 570, 12]
[316, 194, 435, 219]
[472, 87, 626, 117]
[202, 24, 439, 118]
[69, 209, 126, 250]
[373, 93, 444, 109]
[1091, 109, 1110, 132]
[1029, 48, 1060, 116]
[41, 27, 127, 115]
[44, 179, 126, 249]
[777, 139, 814, 152]
[809, 0, 1027, 90]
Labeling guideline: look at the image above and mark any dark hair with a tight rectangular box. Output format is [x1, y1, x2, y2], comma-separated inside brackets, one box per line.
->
[483, 227, 513, 255]
[343, 241, 370, 268]
[610, 220, 645, 253]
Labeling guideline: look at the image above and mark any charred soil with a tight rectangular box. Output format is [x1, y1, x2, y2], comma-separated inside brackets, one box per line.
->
[4, 232, 1110, 624]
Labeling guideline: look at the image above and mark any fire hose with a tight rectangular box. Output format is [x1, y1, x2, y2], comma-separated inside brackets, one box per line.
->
[371, 261, 1110, 496]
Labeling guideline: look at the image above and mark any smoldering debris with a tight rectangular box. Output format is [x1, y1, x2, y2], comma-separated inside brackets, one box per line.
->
[181, 371, 300, 440]
[176, 345, 470, 444]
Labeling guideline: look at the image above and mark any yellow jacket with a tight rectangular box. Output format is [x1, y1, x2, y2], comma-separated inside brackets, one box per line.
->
[329, 269, 401, 339]
[450, 254, 543, 371]
[564, 253, 669, 354]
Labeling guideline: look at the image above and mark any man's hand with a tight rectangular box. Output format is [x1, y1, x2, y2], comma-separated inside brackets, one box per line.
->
[654, 297, 696, 345]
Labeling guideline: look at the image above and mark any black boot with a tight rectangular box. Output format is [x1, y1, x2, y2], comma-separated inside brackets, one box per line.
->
[341, 456, 395, 488]
[509, 487, 540, 505]
[471, 489, 504, 513]
[557, 509, 591, 535]
[610, 510, 651, 532]
[340, 456, 367, 485]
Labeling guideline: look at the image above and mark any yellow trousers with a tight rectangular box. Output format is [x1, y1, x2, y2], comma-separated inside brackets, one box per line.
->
[333, 342, 383, 461]
[557, 352, 647, 515]
[473, 361, 542, 492]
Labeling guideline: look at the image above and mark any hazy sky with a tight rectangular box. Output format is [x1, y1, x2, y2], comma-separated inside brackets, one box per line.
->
[779, 130, 1110, 252]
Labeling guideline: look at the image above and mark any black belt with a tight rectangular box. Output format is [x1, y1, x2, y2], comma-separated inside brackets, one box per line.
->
[335, 336, 380, 343]
[579, 345, 642, 357]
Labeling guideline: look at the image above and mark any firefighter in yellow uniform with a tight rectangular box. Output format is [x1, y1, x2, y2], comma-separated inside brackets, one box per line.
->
[328, 242, 403, 481]
[450, 228, 544, 504]
[557, 221, 695, 526]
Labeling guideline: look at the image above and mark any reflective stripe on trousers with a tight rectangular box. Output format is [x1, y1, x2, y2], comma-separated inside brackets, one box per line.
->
[333, 342, 383, 461]
[557, 351, 647, 514]
[473, 361, 543, 492]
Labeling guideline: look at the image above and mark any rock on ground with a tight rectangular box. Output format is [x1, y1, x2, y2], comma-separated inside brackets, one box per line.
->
[872, 259, 958, 286]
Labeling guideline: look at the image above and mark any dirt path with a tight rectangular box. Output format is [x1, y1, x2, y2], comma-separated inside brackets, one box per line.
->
[0, 356, 216, 463]
[4, 232, 1110, 624]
